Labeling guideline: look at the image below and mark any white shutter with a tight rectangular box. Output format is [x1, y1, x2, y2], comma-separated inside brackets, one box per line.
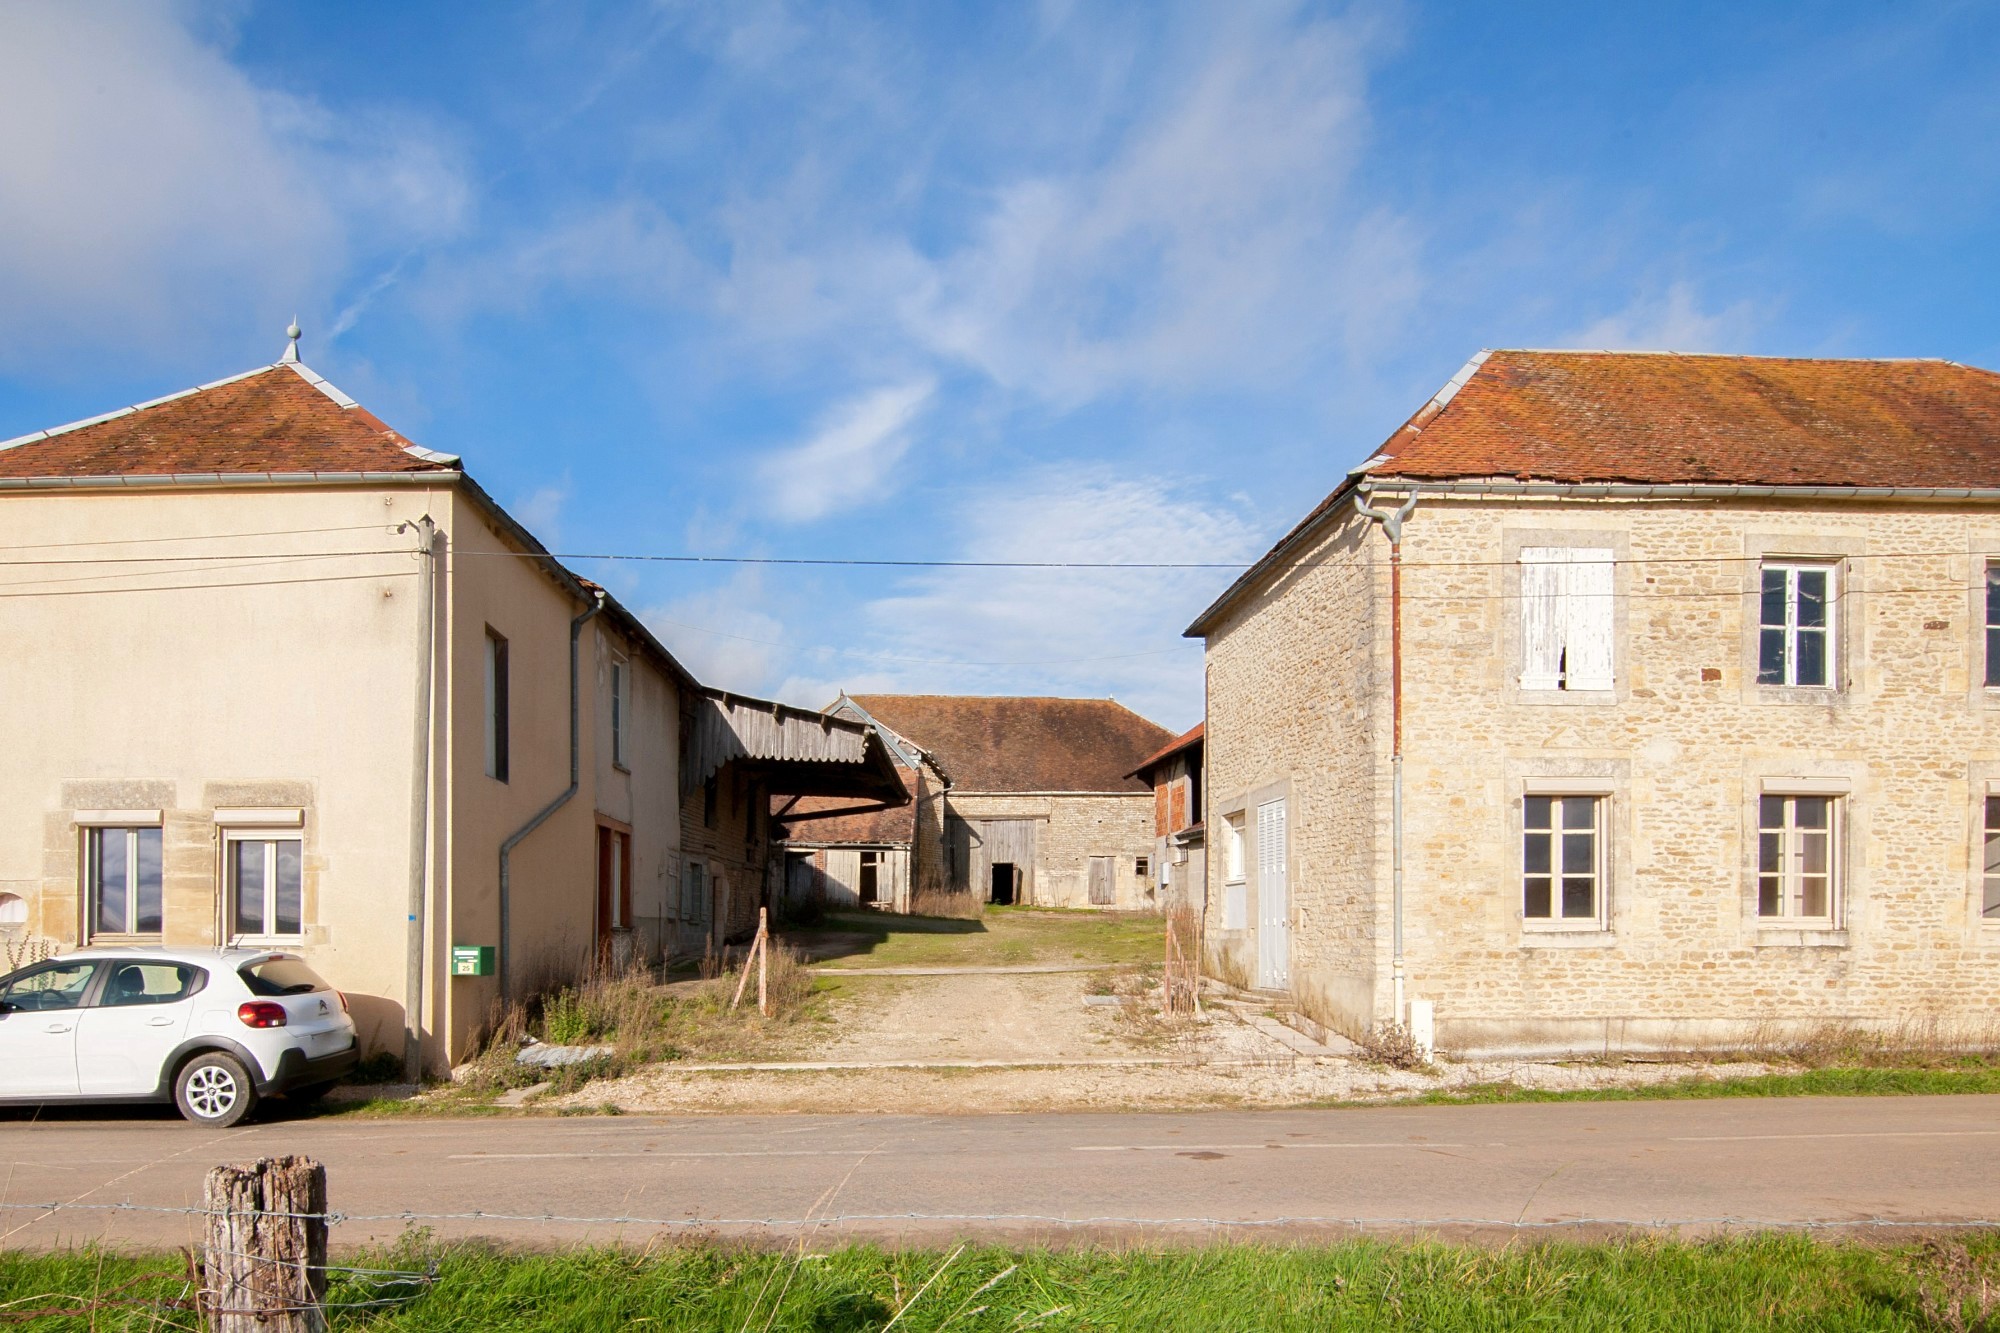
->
[1519, 549, 1563, 690]
[1256, 801, 1286, 903]
[1562, 549, 1615, 690]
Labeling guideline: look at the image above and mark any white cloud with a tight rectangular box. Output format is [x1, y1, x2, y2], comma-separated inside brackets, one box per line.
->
[511, 480, 572, 550]
[754, 379, 935, 521]
[1566, 281, 1762, 353]
[638, 569, 787, 693]
[841, 465, 1261, 725]
[0, 2, 468, 370]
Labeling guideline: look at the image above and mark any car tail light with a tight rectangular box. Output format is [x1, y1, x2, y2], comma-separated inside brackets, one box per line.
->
[334, 990, 349, 1014]
[237, 1001, 288, 1029]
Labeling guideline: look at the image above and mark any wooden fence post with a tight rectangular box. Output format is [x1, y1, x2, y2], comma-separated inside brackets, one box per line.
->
[757, 906, 770, 1017]
[202, 1156, 328, 1333]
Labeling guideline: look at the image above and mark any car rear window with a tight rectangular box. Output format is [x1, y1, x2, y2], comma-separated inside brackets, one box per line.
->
[238, 957, 331, 997]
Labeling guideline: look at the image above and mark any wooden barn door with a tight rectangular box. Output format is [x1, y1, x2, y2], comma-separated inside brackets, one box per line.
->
[1254, 799, 1290, 990]
[982, 820, 1038, 904]
[1088, 856, 1115, 906]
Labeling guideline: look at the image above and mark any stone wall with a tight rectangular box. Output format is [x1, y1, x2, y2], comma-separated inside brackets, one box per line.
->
[947, 792, 1157, 909]
[1204, 491, 2000, 1053]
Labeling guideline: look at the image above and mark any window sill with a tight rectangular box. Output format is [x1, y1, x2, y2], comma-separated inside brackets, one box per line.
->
[1514, 689, 1617, 707]
[1752, 685, 1843, 704]
[87, 933, 163, 947]
[1520, 929, 1616, 948]
[230, 935, 307, 948]
[613, 762, 631, 775]
[1752, 928, 1848, 948]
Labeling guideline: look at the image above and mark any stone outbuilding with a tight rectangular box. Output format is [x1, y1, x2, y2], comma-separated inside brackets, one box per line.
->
[782, 695, 1177, 911]
[1130, 724, 1205, 913]
[1187, 349, 2000, 1056]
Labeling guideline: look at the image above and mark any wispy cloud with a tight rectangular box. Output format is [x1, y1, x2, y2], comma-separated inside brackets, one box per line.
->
[0, 1, 469, 372]
[639, 568, 789, 691]
[1567, 281, 1763, 353]
[512, 478, 573, 549]
[754, 379, 935, 521]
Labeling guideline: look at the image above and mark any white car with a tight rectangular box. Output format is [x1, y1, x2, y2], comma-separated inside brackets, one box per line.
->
[0, 947, 358, 1126]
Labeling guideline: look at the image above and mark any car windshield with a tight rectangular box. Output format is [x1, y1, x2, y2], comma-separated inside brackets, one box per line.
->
[237, 957, 331, 997]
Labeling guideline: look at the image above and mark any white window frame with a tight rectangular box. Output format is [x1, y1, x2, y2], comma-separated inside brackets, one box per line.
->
[224, 829, 306, 943]
[610, 654, 630, 772]
[1520, 793, 1608, 930]
[1983, 793, 2000, 925]
[1758, 562, 1838, 689]
[1986, 561, 2000, 690]
[83, 824, 164, 940]
[1221, 812, 1248, 930]
[1519, 547, 1615, 692]
[1757, 793, 1842, 925]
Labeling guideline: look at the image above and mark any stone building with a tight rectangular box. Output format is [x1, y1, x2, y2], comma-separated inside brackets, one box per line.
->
[1131, 724, 1205, 911]
[1187, 350, 2000, 1055]
[783, 695, 1176, 911]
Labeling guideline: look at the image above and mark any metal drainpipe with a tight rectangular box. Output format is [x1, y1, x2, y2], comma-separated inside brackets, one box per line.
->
[402, 516, 438, 1083]
[497, 588, 606, 999]
[1353, 484, 1419, 1027]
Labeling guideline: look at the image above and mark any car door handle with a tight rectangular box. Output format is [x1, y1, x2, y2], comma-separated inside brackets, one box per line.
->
[44, 1022, 72, 1034]
[147, 1016, 175, 1026]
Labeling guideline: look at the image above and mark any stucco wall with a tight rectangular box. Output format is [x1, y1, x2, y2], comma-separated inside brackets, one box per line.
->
[1204, 493, 2000, 1053]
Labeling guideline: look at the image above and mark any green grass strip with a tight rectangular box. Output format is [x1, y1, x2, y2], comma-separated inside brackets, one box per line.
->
[1382, 1064, 2000, 1109]
[7, 1234, 2000, 1330]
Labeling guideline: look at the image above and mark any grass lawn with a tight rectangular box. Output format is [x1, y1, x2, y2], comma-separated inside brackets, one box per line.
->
[795, 907, 1165, 970]
[6, 1234, 1996, 1330]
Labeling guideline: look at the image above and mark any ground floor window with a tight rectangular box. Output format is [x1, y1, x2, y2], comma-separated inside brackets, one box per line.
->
[227, 835, 303, 939]
[682, 861, 709, 925]
[86, 826, 163, 937]
[1522, 795, 1603, 925]
[599, 827, 632, 932]
[1986, 796, 2000, 921]
[858, 850, 881, 904]
[1758, 794, 1839, 922]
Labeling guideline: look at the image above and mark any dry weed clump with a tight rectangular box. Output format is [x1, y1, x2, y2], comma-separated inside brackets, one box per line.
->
[1356, 1021, 1430, 1072]
[1906, 1238, 2000, 1333]
[462, 946, 825, 1100]
[1752, 1017, 2000, 1072]
[907, 886, 984, 920]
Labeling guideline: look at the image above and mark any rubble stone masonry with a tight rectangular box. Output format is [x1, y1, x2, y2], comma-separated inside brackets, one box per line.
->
[1203, 494, 2000, 1055]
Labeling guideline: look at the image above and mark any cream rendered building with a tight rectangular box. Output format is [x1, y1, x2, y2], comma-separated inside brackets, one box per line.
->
[0, 342, 895, 1072]
[1189, 351, 2000, 1056]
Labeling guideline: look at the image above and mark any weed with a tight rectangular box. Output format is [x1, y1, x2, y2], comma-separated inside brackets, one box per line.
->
[1356, 1021, 1430, 1072]
[1907, 1238, 2000, 1332]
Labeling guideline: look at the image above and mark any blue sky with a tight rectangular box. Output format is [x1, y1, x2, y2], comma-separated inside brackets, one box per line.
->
[3, 1, 1997, 728]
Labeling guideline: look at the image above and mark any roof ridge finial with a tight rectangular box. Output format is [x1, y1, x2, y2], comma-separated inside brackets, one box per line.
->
[281, 318, 301, 364]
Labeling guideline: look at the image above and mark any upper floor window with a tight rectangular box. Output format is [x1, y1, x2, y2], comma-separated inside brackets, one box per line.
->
[1522, 795, 1604, 927]
[1986, 564, 2000, 688]
[610, 656, 629, 770]
[485, 628, 510, 782]
[1758, 563, 1835, 688]
[1519, 548, 1614, 691]
[1220, 812, 1248, 930]
[1984, 796, 2000, 922]
[86, 826, 162, 938]
[1758, 794, 1839, 922]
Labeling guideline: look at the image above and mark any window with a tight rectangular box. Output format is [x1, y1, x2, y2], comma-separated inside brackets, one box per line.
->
[1519, 548, 1614, 691]
[228, 835, 304, 939]
[1987, 564, 2000, 688]
[1135, 856, 1151, 879]
[101, 962, 204, 1007]
[610, 657, 629, 770]
[598, 827, 631, 932]
[1984, 796, 2000, 921]
[86, 826, 162, 937]
[1522, 795, 1603, 925]
[1758, 563, 1835, 687]
[682, 860, 709, 925]
[238, 957, 332, 996]
[858, 850, 881, 904]
[1758, 795, 1839, 922]
[1221, 812, 1248, 930]
[702, 776, 718, 829]
[0, 960, 100, 1011]
[485, 629, 510, 781]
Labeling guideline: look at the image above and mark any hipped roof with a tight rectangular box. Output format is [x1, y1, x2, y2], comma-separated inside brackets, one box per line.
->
[846, 694, 1174, 794]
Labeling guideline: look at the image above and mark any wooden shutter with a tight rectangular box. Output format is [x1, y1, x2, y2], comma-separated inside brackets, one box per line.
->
[1519, 550, 1563, 689]
[1562, 549, 1615, 690]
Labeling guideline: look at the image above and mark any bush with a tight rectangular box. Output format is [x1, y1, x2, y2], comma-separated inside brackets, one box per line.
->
[541, 988, 594, 1045]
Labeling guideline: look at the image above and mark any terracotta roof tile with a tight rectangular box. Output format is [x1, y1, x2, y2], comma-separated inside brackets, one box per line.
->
[0, 363, 455, 478]
[848, 695, 1174, 793]
[1130, 722, 1204, 779]
[1364, 351, 2000, 487]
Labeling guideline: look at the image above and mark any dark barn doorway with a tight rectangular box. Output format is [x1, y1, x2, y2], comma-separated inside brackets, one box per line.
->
[990, 862, 1019, 905]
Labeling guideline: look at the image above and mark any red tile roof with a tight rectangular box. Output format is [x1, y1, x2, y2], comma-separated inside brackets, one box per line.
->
[847, 695, 1174, 794]
[0, 363, 455, 478]
[1362, 351, 2000, 487]
[1129, 722, 1204, 779]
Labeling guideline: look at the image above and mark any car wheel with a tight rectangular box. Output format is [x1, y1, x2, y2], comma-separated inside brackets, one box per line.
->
[174, 1053, 258, 1127]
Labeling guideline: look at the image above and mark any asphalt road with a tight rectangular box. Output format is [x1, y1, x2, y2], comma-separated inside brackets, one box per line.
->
[4, 1095, 1999, 1250]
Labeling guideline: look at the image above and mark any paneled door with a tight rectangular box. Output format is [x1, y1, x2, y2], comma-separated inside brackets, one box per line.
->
[1255, 798, 1290, 990]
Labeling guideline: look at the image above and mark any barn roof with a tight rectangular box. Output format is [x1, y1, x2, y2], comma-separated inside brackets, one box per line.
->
[777, 764, 925, 845]
[843, 695, 1174, 794]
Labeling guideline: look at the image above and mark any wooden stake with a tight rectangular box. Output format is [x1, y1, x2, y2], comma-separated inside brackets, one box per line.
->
[731, 910, 770, 1012]
[757, 906, 770, 1016]
[201, 1156, 327, 1333]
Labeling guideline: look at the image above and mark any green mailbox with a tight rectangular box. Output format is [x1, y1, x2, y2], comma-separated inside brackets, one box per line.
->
[450, 945, 495, 978]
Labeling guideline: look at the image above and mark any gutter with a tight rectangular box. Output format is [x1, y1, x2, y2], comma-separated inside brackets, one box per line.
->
[497, 588, 606, 999]
[1352, 484, 1419, 1030]
[0, 471, 457, 490]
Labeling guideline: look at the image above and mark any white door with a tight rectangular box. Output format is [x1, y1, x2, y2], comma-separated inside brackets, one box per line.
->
[1255, 799, 1290, 990]
[75, 960, 203, 1095]
[0, 960, 101, 1098]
